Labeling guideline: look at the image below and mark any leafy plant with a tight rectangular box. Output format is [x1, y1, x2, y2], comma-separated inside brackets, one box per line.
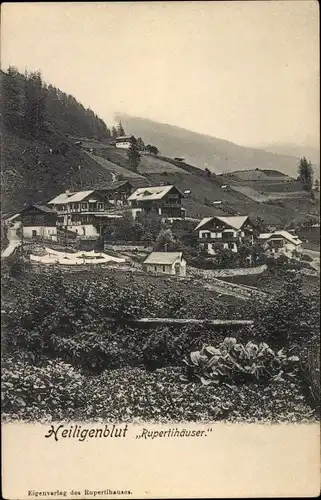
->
[184, 338, 300, 385]
[1, 356, 87, 421]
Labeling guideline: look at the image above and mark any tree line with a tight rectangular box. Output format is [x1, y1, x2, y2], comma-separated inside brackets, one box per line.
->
[1, 67, 115, 141]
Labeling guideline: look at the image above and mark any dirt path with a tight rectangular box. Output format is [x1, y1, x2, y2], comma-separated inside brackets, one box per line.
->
[1, 223, 21, 259]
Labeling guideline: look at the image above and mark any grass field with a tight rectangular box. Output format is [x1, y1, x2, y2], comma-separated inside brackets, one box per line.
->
[87, 151, 146, 180]
[220, 269, 320, 295]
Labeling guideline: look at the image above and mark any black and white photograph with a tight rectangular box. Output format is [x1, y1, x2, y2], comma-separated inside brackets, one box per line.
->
[1, 1, 320, 498]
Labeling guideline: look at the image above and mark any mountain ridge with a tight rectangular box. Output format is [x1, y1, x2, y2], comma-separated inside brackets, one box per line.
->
[116, 114, 312, 179]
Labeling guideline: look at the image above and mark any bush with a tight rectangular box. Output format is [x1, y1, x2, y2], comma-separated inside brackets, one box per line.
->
[250, 273, 320, 346]
[184, 338, 300, 385]
[1, 355, 87, 421]
[2, 251, 30, 278]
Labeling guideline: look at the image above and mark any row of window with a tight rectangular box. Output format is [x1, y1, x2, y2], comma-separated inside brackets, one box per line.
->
[57, 202, 105, 211]
[202, 242, 236, 250]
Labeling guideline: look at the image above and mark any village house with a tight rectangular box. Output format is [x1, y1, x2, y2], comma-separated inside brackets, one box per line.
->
[258, 230, 303, 258]
[19, 204, 58, 241]
[115, 136, 132, 149]
[128, 185, 186, 219]
[143, 251, 186, 276]
[47, 189, 121, 237]
[195, 215, 254, 254]
[96, 180, 133, 206]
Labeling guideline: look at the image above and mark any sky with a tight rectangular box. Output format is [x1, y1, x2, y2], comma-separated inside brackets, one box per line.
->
[1, 1, 319, 149]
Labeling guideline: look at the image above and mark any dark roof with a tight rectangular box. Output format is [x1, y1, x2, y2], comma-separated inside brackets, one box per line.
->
[96, 180, 133, 191]
[115, 136, 132, 141]
[21, 204, 57, 214]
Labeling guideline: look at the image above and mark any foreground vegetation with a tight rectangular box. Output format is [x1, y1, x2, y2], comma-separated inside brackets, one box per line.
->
[1, 261, 320, 423]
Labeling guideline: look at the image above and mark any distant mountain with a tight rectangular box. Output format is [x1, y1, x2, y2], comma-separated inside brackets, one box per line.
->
[258, 144, 320, 169]
[116, 114, 303, 178]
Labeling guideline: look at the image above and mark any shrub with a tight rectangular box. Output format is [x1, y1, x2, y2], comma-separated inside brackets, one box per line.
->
[183, 338, 300, 385]
[1, 356, 87, 421]
[250, 273, 320, 346]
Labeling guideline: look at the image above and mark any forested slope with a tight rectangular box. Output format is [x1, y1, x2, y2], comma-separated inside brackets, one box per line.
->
[0, 68, 117, 213]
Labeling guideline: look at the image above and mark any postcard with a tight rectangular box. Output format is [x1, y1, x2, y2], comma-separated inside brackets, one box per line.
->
[1, 1, 320, 498]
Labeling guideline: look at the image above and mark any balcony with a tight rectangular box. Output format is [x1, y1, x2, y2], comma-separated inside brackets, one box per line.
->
[55, 207, 106, 215]
[199, 236, 240, 243]
[162, 203, 182, 208]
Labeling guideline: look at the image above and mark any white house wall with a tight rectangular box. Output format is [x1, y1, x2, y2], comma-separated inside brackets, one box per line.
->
[67, 224, 99, 236]
[131, 208, 142, 220]
[145, 259, 186, 277]
[23, 226, 57, 241]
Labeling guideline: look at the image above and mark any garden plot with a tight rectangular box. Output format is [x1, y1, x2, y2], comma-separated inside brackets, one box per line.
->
[2, 261, 319, 423]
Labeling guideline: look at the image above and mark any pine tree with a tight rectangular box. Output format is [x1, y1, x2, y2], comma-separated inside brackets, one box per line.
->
[117, 120, 125, 136]
[112, 126, 118, 138]
[1, 66, 23, 132]
[298, 157, 314, 191]
[23, 71, 46, 136]
[127, 135, 141, 172]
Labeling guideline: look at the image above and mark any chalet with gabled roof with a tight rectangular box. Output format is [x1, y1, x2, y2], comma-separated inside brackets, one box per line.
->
[128, 185, 185, 219]
[143, 251, 186, 276]
[47, 189, 122, 237]
[20, 204, 58, 241]
[194, 215, 255, 254]
[96, 180, 133, 206]
[258, 230, 303, 258]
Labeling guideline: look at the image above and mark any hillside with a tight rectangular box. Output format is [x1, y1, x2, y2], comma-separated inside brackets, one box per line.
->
[1, 68, 116, 213]
[1, 68, 318, 229]
[82, 143, 318, 227]
[1, 129, 115, 213]
[116, 114, 305, 178]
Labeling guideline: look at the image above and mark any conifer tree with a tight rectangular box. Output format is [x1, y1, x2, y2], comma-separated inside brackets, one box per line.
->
[117, 120, 125, 136]
[298, 157, 314, 191]
[127, 135, 141, 172]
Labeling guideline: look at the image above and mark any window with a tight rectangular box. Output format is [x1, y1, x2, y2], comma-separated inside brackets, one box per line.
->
[154, 266, 157, 272]
[162, 265, 166, 272]
[228, 242, 235, 250]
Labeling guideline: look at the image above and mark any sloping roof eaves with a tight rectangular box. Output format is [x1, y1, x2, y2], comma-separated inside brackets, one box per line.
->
[128, 185, 184, 202]
[97, 180, 132, 191]
[215, 215, 248, 230]
[194, 215, 248, 231]
[20, 204, 57, 215]
[260, 230, 302, 246]
[143, 252, 183, 265]
[48, 190, 96, 204]
[194, 217, 213, 231]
